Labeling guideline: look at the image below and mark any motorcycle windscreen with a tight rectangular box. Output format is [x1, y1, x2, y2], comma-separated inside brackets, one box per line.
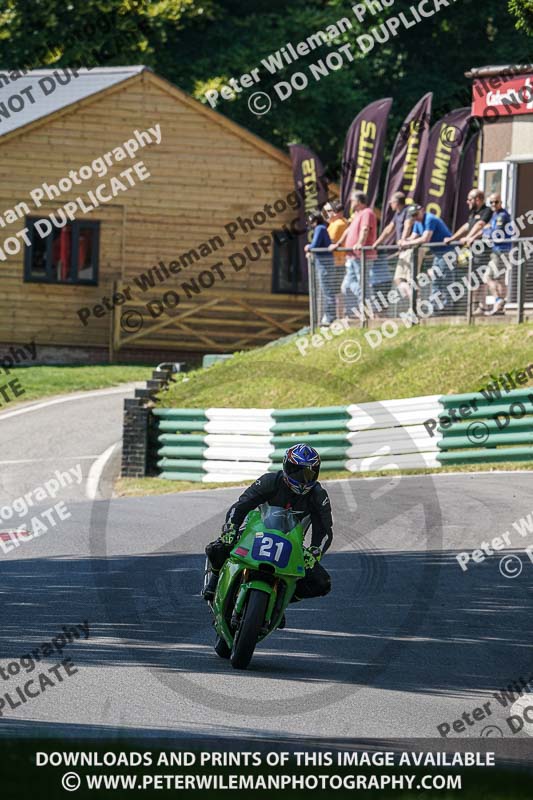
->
[259, 503, 298, 533]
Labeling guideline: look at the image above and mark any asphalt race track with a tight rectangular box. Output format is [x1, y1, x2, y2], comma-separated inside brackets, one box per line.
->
[1, 387, 532, 750]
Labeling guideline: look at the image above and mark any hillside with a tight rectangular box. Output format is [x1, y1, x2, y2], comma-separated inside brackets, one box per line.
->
[158, 323, 533, 409]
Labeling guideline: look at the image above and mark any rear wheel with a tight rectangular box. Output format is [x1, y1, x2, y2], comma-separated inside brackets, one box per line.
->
[214, 636, 231, 659]
[231, 589, 269, 670]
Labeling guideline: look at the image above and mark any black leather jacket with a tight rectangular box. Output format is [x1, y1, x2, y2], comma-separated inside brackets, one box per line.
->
[225, 471, 333, 554]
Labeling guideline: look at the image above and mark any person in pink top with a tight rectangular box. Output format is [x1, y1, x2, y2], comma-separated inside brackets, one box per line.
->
[330, 191, 377, 308]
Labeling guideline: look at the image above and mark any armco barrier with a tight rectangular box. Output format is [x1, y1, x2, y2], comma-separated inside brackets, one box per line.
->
[437, 386, 533, 465]
[153, 396, 441, 482]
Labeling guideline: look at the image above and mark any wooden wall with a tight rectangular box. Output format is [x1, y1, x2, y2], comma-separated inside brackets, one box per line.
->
[0, 71, 306, 351]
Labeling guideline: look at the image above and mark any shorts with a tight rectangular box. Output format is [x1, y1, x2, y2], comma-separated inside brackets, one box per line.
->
[394, 249, 414, 283]
[484, 251, 508, 283]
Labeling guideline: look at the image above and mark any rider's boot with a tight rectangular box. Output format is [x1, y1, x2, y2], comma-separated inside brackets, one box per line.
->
[203, 571, 219, 602]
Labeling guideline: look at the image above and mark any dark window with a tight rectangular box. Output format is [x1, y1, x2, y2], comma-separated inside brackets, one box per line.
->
[271, 230, 308, 294]
[24, 218, 99, 285]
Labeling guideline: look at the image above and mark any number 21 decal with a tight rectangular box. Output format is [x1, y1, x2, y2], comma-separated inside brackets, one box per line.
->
[252, 533, 291, 568]
[258, 537, 284, 562]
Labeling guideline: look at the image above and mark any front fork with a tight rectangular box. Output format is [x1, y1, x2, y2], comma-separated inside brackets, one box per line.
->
[234, 577, 277, 625]
[215, 563, 278, 641]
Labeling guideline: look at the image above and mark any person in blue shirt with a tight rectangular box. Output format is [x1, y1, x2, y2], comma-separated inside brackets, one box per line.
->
[446, 189, 493, 315]
[483, 194, 511, 315]
[305, 210, 337, 325]
[399, 204, 454, 313]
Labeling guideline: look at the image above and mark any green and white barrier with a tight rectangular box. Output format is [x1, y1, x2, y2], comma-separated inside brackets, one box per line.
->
[153, 396, 442, 482]
[152, 384, 533, 481]
[436, 386, 533, 465]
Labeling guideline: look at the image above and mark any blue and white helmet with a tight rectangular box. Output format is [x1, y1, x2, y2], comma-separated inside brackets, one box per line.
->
[282, 444, 321, 495]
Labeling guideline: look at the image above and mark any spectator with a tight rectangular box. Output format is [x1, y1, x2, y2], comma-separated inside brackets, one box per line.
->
[374, 191, 409, 247]
[374, 191, 412, 300]
[483, 193, 511, 315]
[324, 200, 349, 317]
[399, 204, 454, 313]
[324, 200, 349, 260]
[330, 190, 377, 312]
[445, 188, 493, 316]
[305, 210, 336, 325]
[367, 243, 392, 316]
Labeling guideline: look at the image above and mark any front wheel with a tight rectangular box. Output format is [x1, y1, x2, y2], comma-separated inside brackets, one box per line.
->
[231, 589, 269, 670]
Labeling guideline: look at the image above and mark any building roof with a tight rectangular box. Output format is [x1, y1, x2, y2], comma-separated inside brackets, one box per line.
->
[0, 66, 146, 137]
[465, 64, 533, 79]
[0, 64, 295, 170]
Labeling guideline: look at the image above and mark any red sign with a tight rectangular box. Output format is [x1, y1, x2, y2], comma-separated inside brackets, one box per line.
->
[472, 73, 533, 119]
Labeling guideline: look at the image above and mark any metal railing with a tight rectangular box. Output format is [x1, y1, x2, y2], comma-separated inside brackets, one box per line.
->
[308, 238, 533, 330]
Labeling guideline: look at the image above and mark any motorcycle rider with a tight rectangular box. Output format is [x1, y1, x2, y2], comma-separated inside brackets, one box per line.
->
[203, 444, 332, 610]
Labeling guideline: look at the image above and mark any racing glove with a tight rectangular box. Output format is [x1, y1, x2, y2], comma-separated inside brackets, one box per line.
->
[220, 522, 237, 545]
[303, 545, 322, 570]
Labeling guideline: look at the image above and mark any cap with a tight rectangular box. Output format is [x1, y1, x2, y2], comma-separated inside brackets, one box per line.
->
[406, 204, 423, 218]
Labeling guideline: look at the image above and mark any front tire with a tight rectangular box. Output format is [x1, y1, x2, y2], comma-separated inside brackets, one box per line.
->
[231, 589, 269, 670]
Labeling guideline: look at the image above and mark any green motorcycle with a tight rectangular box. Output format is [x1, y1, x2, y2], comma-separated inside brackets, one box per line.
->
[205, 504, 306, 670]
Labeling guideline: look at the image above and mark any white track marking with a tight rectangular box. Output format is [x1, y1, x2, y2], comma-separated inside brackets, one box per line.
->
[0, 385, 138, 421]
[87, 441, 121, 500]
[0, 456, 100, 464]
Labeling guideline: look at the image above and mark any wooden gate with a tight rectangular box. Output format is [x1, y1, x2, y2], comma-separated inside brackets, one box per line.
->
[110, 281, 309, 358]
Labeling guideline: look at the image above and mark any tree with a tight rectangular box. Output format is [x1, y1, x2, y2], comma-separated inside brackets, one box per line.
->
[160, 0, 532, 172]
[0, 0, 530, 177]
[0, 0, 217, 70]
[509, 0, 533, 35]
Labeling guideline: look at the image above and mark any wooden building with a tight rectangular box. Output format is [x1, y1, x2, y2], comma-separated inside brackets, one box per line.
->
[0, 66, 310, 362]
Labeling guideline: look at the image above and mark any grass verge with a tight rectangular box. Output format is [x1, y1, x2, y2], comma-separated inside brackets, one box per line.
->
[157, 323, 533, 408]
[3, 364, 152, 406]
